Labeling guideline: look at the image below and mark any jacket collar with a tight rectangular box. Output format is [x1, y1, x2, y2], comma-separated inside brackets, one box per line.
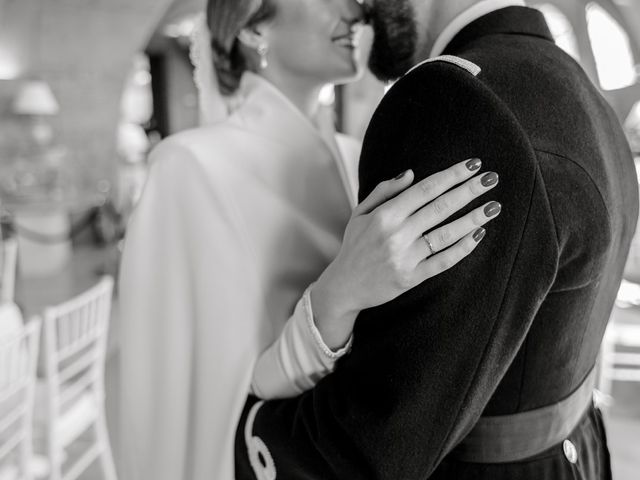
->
[442, 6, 554, 56]
[430, 0, 526, 57]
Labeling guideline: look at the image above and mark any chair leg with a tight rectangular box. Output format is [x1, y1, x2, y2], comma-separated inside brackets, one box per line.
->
[43, 430, 63, 480]
[48, 451, 63, 480]
[20, 438, 33, 480]
[95, 414, 118, 480]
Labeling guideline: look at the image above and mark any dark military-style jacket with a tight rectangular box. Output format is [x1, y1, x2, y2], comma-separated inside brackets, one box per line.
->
[235, 7, 638, 480]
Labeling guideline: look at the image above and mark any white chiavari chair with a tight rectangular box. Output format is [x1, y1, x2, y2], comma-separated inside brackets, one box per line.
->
[0, 319, 41, 480]
[596, 280, 640, 405]
[34, 277, 116, 480]
[598, 322, 640, 404]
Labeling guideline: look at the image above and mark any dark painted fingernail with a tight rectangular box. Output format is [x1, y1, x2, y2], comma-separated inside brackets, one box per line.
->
[481, 172, 499, 187]
[484, 201, 502, 218]
[473, 228, 486, 242]
[395, 169, 410, 180]
[466, 158, 482, 171]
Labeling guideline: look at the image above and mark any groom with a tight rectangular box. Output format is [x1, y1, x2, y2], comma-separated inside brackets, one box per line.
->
[235, 1, 638, 479]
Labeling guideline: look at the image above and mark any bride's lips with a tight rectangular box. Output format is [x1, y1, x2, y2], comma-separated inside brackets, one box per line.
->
[332, 32, 359, 50]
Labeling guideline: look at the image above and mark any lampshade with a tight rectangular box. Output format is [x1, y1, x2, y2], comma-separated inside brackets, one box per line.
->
[12, 80, 60, 115]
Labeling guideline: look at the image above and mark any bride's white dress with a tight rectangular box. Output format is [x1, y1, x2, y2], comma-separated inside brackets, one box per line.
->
[118, 72, 361, 480]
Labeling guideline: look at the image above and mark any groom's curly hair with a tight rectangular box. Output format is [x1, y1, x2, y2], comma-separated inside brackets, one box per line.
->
[206, 0, 276, 95]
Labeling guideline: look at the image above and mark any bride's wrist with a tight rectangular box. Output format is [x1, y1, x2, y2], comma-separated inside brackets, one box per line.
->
[310, 273, 358, 350]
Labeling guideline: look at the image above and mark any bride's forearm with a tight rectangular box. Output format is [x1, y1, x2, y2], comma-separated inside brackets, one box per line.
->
[310, 264, 359, 351]
[250, 284, 354, 400]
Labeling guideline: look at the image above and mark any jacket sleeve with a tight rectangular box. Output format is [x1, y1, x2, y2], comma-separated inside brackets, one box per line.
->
[250, 286, 353, 400]
[235, 61, 560, 480]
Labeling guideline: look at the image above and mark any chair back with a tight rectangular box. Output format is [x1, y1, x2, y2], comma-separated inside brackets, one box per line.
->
[41, 277, 114, 417]
[0, 320, 41, 480]
[0, 238, 18, 304]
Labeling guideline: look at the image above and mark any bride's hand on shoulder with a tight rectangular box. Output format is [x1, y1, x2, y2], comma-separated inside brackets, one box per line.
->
[312, 158, 501, 349]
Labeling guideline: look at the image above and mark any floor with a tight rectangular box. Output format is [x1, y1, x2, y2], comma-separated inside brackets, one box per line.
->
[13, 245, 640, 479]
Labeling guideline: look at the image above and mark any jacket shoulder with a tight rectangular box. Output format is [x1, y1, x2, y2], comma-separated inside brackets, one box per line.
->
[360, 56, 537, 199]
[388, 54, 499, 110]
[407, 55, 482, 77]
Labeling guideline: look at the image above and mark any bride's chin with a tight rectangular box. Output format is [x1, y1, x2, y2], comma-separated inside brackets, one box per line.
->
[327, 65, 364, 86]
[346, 63, 367, 83]
[331, 54, 367, 83]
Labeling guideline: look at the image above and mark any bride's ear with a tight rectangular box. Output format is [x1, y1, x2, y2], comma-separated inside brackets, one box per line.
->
[237, 26, 266, 51]
[238, 25, 270, 69]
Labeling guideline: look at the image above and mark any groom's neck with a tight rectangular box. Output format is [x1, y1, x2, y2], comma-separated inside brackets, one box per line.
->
[413, 0, 482, 63]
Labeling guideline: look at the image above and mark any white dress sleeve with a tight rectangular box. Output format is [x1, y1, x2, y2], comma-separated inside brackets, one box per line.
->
[250, 286, 353, 400]
[119, 139, 265, 480]
[249, 134, 361, 401]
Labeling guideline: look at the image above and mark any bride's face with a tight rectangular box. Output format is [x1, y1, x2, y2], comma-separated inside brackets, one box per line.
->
[264, 0, 369, 84]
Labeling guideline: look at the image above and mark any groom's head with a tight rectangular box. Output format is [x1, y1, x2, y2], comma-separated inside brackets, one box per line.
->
[366, 0, 417, 82]
[366, 0, 479, 81]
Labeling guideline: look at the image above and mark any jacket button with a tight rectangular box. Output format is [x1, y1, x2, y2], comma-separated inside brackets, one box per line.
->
[563, 440, 578, 464]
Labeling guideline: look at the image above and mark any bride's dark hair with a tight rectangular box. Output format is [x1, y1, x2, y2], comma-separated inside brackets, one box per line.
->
[206, 0, 276, 95]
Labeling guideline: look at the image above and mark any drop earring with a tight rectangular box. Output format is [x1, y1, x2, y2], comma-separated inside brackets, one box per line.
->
[257, 43, 269, 69]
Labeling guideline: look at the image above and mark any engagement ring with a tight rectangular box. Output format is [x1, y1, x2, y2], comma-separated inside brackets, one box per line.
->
[423, 234, 435, 258]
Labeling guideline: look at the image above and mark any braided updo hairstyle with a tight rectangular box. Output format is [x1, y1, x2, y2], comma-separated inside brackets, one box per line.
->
[206, 0, 277, 95]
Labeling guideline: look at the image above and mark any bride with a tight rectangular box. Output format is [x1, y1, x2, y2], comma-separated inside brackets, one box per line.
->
[118, 0, 502, 478]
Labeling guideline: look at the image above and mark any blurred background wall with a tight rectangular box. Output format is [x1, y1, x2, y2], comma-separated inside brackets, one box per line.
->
[1, 0, 639, 205]
[0, 0, 176, 198]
